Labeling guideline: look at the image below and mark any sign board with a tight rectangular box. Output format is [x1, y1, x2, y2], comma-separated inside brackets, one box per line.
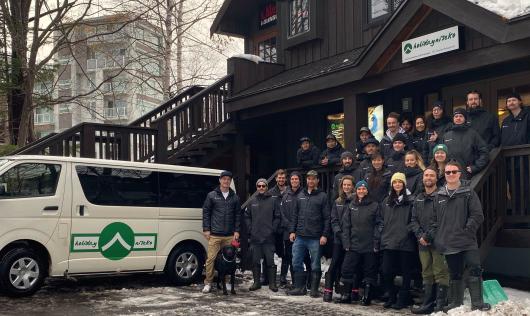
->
[402, 26, 460, 63]
[259, 2, 277, 29]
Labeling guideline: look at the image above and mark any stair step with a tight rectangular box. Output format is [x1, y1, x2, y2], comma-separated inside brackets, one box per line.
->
[495, 229, 530, 248]
[198, 135, 229, 144]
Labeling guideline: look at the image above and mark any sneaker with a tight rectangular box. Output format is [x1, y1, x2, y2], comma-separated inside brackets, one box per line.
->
[202, 283, 211, 293]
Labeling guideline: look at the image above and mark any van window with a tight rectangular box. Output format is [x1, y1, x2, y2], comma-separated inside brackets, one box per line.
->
[76, 166, 158, 207]
[159, 172, 218, 208]
[0, 163, 61, 199]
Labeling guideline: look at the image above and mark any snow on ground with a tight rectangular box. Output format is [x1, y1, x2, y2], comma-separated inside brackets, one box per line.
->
[469, 0, 530, 19]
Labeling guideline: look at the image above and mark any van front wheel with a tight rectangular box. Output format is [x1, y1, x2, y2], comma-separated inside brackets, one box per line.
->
[165, 245, 204, 286]
[0, 248, 46, 297]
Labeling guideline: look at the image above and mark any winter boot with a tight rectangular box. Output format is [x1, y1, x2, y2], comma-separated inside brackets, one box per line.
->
[287, 272, 307, 296]
[443, 279, 464, 312]
[351, 288, 360, 302]
[309, 270, 322, 298]
[323, 272, 333, 302]
[411, 283, 435, 314]
[391, 289, 412, 310]
[279, 261, 289, 288]
[469, 276, 491, 311]
[260, 263, 269, 285]
[433, 284, 448, 312]
[268, 266, 278, 292]
[335, 282, 353, 304]
[249, 266, 261, 291]
[360, 283, 373, 306]
[383, 278, 396, 308]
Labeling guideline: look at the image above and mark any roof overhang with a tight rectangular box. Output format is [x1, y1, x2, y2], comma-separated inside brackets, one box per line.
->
[211, 0, 259, 38]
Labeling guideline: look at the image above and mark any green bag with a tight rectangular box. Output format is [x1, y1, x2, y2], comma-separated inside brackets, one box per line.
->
[483, 279, 509, 306]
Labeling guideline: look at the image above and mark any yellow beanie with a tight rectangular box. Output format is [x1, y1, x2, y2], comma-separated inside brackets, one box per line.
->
[390, 172, 407, 186]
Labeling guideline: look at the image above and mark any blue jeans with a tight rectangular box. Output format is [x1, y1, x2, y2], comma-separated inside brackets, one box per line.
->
[292, 236, 322, 272]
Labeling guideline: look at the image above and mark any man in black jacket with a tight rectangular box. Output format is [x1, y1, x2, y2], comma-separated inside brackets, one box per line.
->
[297, 137, 320, 169]
[354, 137, 380, 181]
[427, 101, 452, 144]
[245, 178, 281, 292]
[319, 134, 345, 166]
[332, 151, 356, 201]
[381, 112, 412, 158]
[202, 171, 241, 294]
[288, 170, 330, 297]
[501, 92, 530, 146]
[466, 90, 500, 151]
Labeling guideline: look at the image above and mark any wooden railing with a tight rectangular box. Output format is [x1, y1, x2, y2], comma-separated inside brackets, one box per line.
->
[502, 144, 530, 224]
[153, 75, 233, 163]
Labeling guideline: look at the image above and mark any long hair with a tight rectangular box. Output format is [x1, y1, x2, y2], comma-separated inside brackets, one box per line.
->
[430, 152, 448, 178]
[388, 179, 408, 205]
[412, 115, 426, 134]
[337, 175, 355, 204]
[406, 150, 426, 171]
[367, 153, 385, 190]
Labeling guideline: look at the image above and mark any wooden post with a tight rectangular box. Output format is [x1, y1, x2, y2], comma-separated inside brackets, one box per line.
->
[80, 124, 96, 158]
[155, 120, 168, 164]
[120, 130, 131, 161]
[343, 94, 368, 152]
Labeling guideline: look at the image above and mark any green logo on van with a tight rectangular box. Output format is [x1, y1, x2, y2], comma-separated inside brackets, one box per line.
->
[70, 222, 157, 260]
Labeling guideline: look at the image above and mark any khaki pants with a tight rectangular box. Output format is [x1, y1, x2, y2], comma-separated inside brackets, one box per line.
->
[204, 235, 233, 284]
[419, 247, 449, 286]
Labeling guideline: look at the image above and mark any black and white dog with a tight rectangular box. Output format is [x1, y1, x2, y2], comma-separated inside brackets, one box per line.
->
[215, 245, 237, 295]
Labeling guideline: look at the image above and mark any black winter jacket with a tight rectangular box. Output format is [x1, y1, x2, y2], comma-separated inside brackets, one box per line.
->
[408, 191, 437, 251]
[319, 143, 345, 166]
[354, 157, 372, 181]
[244, 192, 281, 244]
[202, 187, 241, 236]
[331, 195, 354, 245]
[467, 107, 500, 150]
[386, 150, 406, 173]
[380, 195, 416, 252]
[410, 130, 431, 163]
[404, 166, 423, 198]
[501, 107, 530, 146]
[290, 188, 331, 239]
[364, 168, 392, 203]
[342, 197, 382, 253]
[427, 116, 452, 139]
[280, 187, 302, 240]
[332, 165, 356, 201]
[269, 185, 287, 199]
[428, 183, 484, 255]
[380, 131, 412, 158]
[441, 124, 489, 175]
[297, 145, 320, 169]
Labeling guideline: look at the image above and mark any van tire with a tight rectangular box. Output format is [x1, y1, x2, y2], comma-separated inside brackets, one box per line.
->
[0, 248, 46, 297]
[165, 245, 204, 286]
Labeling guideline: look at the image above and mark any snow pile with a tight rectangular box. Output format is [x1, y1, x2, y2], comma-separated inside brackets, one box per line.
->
[231, 54, 264, 64]
[431, 299, 530, 316]
[469, 0, 530, 19]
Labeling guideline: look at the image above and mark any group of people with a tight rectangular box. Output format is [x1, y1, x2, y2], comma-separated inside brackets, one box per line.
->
[200, 91, 529, 314]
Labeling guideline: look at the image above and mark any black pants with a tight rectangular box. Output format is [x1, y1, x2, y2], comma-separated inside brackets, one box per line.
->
[251, 243, 275, 268]
[382, 250, 415, 290]
[325, 243, 345, 288]
[445, 249, 482, 280]
[341, 251, 377, 285]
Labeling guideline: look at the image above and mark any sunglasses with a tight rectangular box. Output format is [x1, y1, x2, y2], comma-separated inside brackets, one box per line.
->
[444, 170, 461, 175]
[257, 184, 267, 188]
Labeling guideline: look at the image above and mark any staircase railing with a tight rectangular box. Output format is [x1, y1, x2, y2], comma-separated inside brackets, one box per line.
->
[502, 144, 530, 224]
[153, 74, 233, 163]
[10, 132, 58, 155]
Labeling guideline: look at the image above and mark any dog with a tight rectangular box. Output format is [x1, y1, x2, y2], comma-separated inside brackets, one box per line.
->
[214, 244, 237, 295]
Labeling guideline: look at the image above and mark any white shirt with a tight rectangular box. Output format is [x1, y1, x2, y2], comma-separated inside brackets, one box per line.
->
[222, 191, 229, 199]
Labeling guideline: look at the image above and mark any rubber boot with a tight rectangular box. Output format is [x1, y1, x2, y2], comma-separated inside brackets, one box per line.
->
[469, 276, 491, 311]
[279, 260, 289, 288]
[351, 288, 360, 302]
[309, 270, 322, 298]
[323, 272, 333, 302]
[383, 278, 396, 309]
[443, 279, 464, 312]
[260, 263, 269, 285]
[335, 282, 353, 304]
[360, 283, 373, 306]
[287, 272, 307, 296]
[433, 284, 448, 313]
[268, 266, 278, 292]
[249, 266, 261, 291]
[411, 283, 435, 314]
[391, 289, 412, 310]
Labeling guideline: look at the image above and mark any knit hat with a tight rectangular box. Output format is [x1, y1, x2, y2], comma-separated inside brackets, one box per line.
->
[256, 178, 268, 187]
[220, 170, 233, 178]
[453, 108, 468, 120]
[390, 172, 407, 185]
[363, 137, 380, 148]
[432, 143, 448, 156]
[340, 151, 354, 160]
[326, 134, 337, 141]
[356, 180, 369, 190]
[506, 92, 522, 101]
[300, 136, 311, 143]
[306, 170, 318, 178]
[433, 100, 444, 111]
[392, 133, 407, 144]
[359, 126, 371, 134]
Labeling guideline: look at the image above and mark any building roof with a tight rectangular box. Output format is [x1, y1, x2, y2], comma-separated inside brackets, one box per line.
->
[468, 0, 530, 20]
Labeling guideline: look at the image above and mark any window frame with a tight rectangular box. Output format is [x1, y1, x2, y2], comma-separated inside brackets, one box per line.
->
[280, 0, 324, 50]
[0, 163, 62, 199]
[364, 0, 404, 29]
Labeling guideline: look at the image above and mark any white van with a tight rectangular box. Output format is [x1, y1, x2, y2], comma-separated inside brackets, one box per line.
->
[0, 155, 227, 297]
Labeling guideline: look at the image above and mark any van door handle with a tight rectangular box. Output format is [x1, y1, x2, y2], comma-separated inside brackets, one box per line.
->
[79, 205, 85, 216]
[43, 206, 59, 211]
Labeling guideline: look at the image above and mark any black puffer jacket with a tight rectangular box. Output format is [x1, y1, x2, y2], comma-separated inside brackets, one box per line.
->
[380, 132, 412, 158]
[202, 187, 241, 236]
[380, 194, 416, 252]
[332, 165, 356, 201]
[290, 188, 331, 238]
[404, 166, 423, 198]
[297, 145, 321, 169]
[244, 192, 281, 244]
[319, 143, 345, 166]
[427, 116, 452, 139]
[441, 124, 489, 176]
[331, 194, 354, 245]
[386, 150, 406, 173]
[280, 187, 302, 240]
[342, 197, 382, 253]
[354, 157, 372, 181]
[408, 191, 437, 251]
[429, 183, 484, 255]
[501, 106, 530, 146]
[364, 168, 392, 203]
[410, 130, 431, 163]
[468, 107, 500, 150]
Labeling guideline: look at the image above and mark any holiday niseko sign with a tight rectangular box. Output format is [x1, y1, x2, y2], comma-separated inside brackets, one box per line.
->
[70, 222, 157, 260]
[402, 26, 460, 63]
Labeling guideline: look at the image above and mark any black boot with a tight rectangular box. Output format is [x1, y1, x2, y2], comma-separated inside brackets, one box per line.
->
[351, 288, 360, 302]
[391, 289, 412, 310]
[335, 282, 353, 304]
[469, 276, 491, 311]
[260, 263, 269, 285]
[268, 266, 278, 292]
[433, 284, 448, 312]
[443, 279, 464, 312]
[323, 272, 333, 302]
[361, 283, 373, 306]
[249, 266, 261, 291]
[411, 283, 435, 314]
[383, 279, 396, 308]
[280, 260, 289, 288]
[309, 270, 322, 298]
[287, 272, 307, 296]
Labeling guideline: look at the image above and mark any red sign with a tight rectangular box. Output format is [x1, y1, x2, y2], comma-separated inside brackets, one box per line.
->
[260, 2, 277, 28]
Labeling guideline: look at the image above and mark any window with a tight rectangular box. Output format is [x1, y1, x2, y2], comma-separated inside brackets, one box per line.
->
[288, 0, 310, 38]
[34, 107, 54, 124]
[0, 163, 62, 199]
[75, 166, 158, 207]
[368, 0, 404, 22]
[159, 172, 219, 208]
[88, 101, 97, 119]
[258, 37, 277, 63]
[105, 100, 127, 118]
[59, 104, 71, 114]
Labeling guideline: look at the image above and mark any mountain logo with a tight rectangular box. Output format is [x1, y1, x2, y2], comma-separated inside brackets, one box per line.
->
[404, 43, 413, 54]
[98, 222, 135, 260]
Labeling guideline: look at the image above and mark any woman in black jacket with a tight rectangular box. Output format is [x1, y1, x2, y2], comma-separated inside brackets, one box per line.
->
[430, 144, 449, 187]
[380, 172, 416, 310]
[364, 153, 392, 203]
[410, 116, 431, 163]
[404, 150, 425, 198]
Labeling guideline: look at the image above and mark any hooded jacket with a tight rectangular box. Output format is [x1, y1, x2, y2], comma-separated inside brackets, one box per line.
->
[467, 107, 500, 150]
[380, 194, 416, 252]
[380, 127, 411, 158]
[441, 124, 489, 175]
[428, 183, 484, 255]
[501, 106, 530, 146]
[332, 165, 356, 201]
[409, 190, 437, 251]
[297, 145, 321, 169]
[319, 143, 345, 166]
[404, 166, 423, 198]
[411, 130, 431, 163]
[244, 191, 281, 244]
[279, 186, 302, 240]
[202, 187, 241, 236]
[290, 188, 331, 239]
[342, 196, 383, 253]
[331, 194, 354, 245]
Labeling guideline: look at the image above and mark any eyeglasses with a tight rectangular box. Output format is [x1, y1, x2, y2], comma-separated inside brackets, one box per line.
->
[444, 170, 461, 175]
[257, 185, 267, 188]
